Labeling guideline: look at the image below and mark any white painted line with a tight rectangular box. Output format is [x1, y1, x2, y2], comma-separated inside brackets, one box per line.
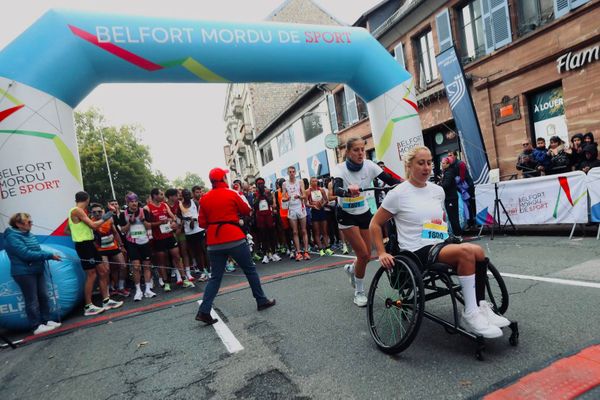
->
[308, 252, 355, 259]
[497, 272, 600, 289]
[197, 301, 244, 353]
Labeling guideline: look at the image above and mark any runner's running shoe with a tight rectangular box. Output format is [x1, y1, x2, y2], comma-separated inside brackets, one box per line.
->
[479, 301, 510, 328]
[45, 321, 61, 328]
[342, 244, 349, 255]
[270, 254, 282, 262]
[319, 249, 325, 256]
[33, 324, 56, 335]
[84, 304, 105, 316]
[103, 299, 124, 310]
[262, 255, 270, 264]
[144, 288, 157, 298]
[460, 309, 503, 338]
[303, 252, 311, 260]
[343, 264, 356, 288]
[183, 280, 195, 288]
[325, 248, 334, 256]
[134, 290, 143, 301]
[164, 283, 172, 292]
[353, 292, 368, 307]
[198, 273, 209, 282]
[225, 262, 236, 272]
[295, 253, 303, 262]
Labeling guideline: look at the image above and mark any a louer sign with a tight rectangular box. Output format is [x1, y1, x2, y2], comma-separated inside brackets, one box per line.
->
[556, 43, 599, 73]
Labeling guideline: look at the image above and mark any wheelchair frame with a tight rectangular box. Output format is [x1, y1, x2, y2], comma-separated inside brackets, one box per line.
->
[367, 243, 519, 361]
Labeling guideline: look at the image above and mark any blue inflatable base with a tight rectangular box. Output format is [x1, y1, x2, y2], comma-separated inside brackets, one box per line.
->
[0, 244, 84, 332]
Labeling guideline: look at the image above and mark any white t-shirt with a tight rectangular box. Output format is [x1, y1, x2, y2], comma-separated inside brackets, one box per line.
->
[283, 180, 304, 210]
[381, 181, 448, 252]
[180, 201, 203, 235]
[333, 159, 383, 215]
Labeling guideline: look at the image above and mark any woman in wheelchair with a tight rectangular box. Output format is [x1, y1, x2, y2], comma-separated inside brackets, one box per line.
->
[369, 146, 509, 339]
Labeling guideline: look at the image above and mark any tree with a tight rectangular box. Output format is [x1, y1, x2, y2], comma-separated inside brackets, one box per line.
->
[75, 108, 170, 204]
[171, 172, 206, 190]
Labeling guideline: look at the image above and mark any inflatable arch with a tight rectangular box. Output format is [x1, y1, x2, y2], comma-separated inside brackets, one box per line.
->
[0, 10, 423, 328]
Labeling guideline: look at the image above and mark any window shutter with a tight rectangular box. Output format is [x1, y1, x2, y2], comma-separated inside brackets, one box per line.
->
[394, 42, 405, 69]
[554, 0, 571, 18]
[435, 8, 453, 53]
[481, 0, 496, 54]
[570, 0, 590, 9]
[344, 85, 359, 124]
[490, 0, 512, 49]
[326, 94, 338, 133]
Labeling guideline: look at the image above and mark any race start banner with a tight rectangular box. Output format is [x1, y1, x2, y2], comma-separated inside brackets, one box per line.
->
[586, 167, 600, 222]
[475, 171, 588, 225]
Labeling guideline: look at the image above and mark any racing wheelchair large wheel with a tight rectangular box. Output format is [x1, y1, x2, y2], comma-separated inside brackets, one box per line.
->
[367, 255, 425, 354]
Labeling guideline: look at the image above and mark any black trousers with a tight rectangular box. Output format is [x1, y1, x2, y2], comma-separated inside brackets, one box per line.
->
[445, 198, 463, 236]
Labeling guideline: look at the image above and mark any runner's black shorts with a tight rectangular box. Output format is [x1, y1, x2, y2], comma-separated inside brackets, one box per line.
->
[186, 231, 205, 248]
[74, 240, 103, 270]
[413, 242, 448, 271]
[153, 236, 178, 253]
[98, 248, 121, 258]
[125, 242, 152, 262]
[336, 208, 372, 230]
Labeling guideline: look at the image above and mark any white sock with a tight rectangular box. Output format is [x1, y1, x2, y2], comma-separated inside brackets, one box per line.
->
[458, 274, 478, 314]
[158, 277, 164, 286]
[185, 267, 193, 278]
[175, 270, 182, 281]
[147, 279, 153, 289]
[355, 277, 365, 294]
[118, 279, 125, 290]
[135, 283, 141, 292]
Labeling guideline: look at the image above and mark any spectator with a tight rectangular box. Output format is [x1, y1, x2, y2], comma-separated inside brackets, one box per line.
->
[440, 157, 462, 236]
[306, 177, 333, 256]
[195, 168, 275, 325]
[583, 132, 595, 145]
[532, 137, 551, 175]
[568, 133, 585, 170]
[547, 136, 570, 175]
[4, 212, 62, 334]
[448, 151, 475, 228]
[516, 141, 538, 178]
[577, 142, 600, 173]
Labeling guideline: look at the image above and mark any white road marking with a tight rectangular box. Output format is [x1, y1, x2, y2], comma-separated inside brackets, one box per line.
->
[197, 301, 244, 353]
[308, 252, 355, 259]
[498, 272, 600, 289]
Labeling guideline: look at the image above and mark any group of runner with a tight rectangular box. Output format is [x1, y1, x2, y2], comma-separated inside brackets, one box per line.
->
[67, 186, 211, 316]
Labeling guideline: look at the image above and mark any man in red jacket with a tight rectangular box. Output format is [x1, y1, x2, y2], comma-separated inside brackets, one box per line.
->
[195, 168, 276, 324]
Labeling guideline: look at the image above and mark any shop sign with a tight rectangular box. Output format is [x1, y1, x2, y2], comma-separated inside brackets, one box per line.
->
[530, 86, 568, 144]
[556, 43, 599, 73]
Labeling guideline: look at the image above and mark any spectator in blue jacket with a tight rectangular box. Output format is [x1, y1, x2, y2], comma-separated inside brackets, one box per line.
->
[532, 137, 551, 175]
[4, 213, 62, 334]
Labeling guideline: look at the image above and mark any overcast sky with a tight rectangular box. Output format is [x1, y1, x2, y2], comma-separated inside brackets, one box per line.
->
[0, 0, 381, 183]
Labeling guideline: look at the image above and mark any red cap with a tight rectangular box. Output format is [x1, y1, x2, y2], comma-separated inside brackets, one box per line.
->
[209, 167, 229, 182]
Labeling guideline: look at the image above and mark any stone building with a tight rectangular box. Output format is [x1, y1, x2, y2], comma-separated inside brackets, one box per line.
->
[222, 0, 341, 183]
[328, 0, 599, 179]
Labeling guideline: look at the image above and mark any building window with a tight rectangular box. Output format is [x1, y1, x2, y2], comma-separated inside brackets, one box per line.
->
[333, 90, 349, 130]
[517, 0, 554, 35]
[260, 144, 273, 165]
[415, 30, 438, 88]
[302, 109, 324, 142]
[331, 88, 369, 131]
[458, 0, 486, 63]
[276, 127, 294, 156]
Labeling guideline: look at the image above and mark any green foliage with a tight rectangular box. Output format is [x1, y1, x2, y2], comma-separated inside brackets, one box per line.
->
[171, 172, 206, 190]
[75, 108, 170, 204]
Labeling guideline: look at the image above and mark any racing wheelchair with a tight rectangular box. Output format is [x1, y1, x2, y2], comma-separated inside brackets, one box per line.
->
[364, 188, 519, 360]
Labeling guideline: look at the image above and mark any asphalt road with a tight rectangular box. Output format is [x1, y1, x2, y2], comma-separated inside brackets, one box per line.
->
[1, 234, 600, 399]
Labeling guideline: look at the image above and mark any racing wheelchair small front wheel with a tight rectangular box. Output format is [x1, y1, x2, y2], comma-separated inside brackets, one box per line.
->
[367, 255, 425, 354]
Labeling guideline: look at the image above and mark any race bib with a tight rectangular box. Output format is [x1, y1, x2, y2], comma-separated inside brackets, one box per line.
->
[258, 200, 269, 211]
[311, 190, 323, 203]
[421, 222, 449, 240]
[159, 223, 172, 234]
[100, 234, 115, 248]
[281, 200, 289, 210]
[130, 226, 146, 239]
[341, 196, 365, 209]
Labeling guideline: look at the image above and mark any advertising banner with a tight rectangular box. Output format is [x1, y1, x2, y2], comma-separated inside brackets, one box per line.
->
[436, 47, 490, 185]
[475, 171, 588, 225]
[586, 167, 600, 222]
[530, 86, 569, 144]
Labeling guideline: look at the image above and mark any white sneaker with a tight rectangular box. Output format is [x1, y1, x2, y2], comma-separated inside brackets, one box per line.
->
[479, 301, 510, 328]
[134, 290, 143, 301]
[460, 309, 503, 338]
[144, 288, 157, 298]
[103, 299, 124, 310]
[271, 254, 282, 262]
[343, 264, 356, 288]
[45, 321, 61, 328]
[262, 255, 270, 264]
[353, 292, 368, 307]
[33, 324, 56, 335]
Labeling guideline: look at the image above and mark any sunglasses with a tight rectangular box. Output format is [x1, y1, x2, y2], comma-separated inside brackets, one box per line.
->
[522, 143, 530, 146]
